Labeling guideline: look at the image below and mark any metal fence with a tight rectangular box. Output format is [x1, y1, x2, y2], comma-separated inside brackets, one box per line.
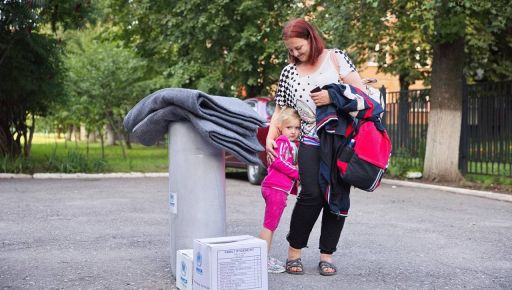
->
[385, 89, 430, 169]
[385, 81, 512, 177]
[460, 81, 512, 176]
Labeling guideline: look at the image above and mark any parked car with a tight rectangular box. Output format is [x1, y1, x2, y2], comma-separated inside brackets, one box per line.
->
[225, 96, 275, 184]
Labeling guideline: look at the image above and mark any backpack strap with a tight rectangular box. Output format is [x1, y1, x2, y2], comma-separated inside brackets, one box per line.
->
[329, 49, 345, 84]
[330, 49, 374, 85]
[331, 49, 386, 116]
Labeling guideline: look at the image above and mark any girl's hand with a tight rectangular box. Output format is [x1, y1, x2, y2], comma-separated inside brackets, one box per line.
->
[266, 138, 277, 163]
[310, 90, 331, 106]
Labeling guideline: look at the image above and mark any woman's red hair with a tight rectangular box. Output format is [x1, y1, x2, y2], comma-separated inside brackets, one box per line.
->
[282, 18, 325, 65]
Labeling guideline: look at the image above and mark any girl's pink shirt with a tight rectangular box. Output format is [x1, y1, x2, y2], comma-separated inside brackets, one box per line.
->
[261, 135, 299, 194]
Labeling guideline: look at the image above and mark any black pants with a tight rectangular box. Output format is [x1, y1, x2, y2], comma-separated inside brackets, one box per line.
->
[286, 143, 346, 254]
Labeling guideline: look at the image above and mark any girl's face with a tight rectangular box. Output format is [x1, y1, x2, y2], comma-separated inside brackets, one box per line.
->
[284, 37, 310, 63]
[281, 119, 301, 142]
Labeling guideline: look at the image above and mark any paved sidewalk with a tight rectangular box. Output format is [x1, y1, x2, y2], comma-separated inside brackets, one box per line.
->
[1, 175, 511, 289]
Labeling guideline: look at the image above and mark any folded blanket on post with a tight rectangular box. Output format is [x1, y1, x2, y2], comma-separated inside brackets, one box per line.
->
[124, 88, 265, 136]
[124, 88, 265, 166]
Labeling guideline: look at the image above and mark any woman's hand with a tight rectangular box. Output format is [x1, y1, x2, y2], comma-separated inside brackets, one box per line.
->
[266, 138, 277, 163]
[310, 90, 331, 106]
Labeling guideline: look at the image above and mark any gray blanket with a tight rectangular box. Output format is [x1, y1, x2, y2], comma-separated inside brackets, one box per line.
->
[124, 88, 265, 165]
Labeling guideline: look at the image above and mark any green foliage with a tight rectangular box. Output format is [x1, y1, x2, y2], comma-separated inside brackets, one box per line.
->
[28, 136, 168, 173]
[316, 0, 512, 85]
[0, 29, 63, 156]
[0, 0, 94, 157]
[315, 0, 431, 86]
[0, 155, 34, 173]
[57, 23, 151, 141]
[109, 0, 298, 96]
[46, 148, 107, 173]
[0, 133, 168, 174]
[387, 148, 423, 177]
[465, 174, 512, 187]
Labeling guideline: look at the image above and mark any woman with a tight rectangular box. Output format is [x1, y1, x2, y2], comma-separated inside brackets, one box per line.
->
[266, 18, 365, 276]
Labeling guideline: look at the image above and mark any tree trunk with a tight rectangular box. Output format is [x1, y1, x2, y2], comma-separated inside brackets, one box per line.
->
[65, 125, 73, 141]
[72, 124, 79, 148]
[24, 115, 35, 158]
[423, 38, 465, 182]
[88, 131, 97, 143]
[86, 133, 90, 157]
[0, 104, 25, 157]
[105, 123, 116, 146]
[72, 124, 80, 142]
[0, 123, 14, 156]
[124, 131, 132, 149]
[80, 123, 87, 141]
[245, 85, 261, 98]
[98, 131, 105, 160]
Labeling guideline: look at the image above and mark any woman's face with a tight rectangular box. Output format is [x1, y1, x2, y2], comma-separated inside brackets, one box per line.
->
[284, 37, 310, 63]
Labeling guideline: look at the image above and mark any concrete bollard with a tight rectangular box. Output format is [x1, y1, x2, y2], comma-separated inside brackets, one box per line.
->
[168, 122, 226, 276]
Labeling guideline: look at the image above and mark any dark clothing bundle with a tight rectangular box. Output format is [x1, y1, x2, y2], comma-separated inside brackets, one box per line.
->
[286, 143, 346, 254]
[124, 88, 266, 165]
[316, 83, 385, 217]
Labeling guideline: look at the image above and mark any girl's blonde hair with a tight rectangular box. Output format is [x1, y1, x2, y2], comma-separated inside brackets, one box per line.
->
[278, 107, 300, 126]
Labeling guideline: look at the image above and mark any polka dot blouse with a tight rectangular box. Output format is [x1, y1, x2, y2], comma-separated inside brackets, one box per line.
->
[275, 49, 356, 144]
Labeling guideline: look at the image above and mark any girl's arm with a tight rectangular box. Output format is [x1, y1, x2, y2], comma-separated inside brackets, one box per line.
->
[265, 105, 282, 161]
[268, 138, 299, 180]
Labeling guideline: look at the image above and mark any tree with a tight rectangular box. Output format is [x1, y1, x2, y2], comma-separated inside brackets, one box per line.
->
[316, 0, 431, 151]
[316, 0, 511, 182]
[109, 0, 301, 97]
[62, 25, 149, 156]
[0, 0, 93, 157]
[423, 0, 512, 181]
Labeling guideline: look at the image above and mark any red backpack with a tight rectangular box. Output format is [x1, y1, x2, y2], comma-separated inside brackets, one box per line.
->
[337, 119, 392, 192]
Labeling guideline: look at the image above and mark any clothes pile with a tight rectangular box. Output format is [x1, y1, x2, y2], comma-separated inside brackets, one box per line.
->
[316, 83, 390, 217]
[124, 88, 266, 165]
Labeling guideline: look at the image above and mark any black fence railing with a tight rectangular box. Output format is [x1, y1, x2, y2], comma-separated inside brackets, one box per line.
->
[460, 81, 512, 176]
[385, 81, 512, 177]
[385, 89, 430, 169]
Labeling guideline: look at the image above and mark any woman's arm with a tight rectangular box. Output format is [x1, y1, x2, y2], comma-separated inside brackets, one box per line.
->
[311, 71, 365, 107]
[311, 50, 365, 107]
[265, 105, 282, 161]
[342, 71, 365, 91]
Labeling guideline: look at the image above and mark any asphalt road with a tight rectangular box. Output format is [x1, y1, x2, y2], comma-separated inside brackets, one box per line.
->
[1, 173, 511, 289]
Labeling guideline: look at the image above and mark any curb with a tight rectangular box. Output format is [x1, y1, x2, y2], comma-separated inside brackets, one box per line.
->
[1, 173, 509, 203]
[381, 179, 512, 203]
[0, 172, 168, 179]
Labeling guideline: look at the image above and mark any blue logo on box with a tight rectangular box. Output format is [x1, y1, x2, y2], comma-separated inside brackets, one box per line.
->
[169, 192, 176, 208]
[181, 260, 187, 274]
[195, 252, 203, 274]
[180, 261, 188, 285]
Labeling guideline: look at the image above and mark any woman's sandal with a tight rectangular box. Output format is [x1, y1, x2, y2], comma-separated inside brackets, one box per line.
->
[285, 258, 305, 275]
[318, 261, 337, 276]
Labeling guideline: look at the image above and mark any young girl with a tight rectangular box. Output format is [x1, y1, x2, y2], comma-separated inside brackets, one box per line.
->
[259, 108, 300, 273]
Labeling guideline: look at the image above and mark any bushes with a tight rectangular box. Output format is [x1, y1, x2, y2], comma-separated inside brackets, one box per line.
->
[46, 149, 107, 173]
[0, 155, 33, 173]
[1, 149, 107, 174]
[1, 137, 168, 174]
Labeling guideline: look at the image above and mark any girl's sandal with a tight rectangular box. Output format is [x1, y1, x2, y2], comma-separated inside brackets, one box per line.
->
[318, 261, 337, 276]
[285, 258, 305, 275]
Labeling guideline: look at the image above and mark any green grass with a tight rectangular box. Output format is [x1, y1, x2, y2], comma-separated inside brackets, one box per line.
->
[465, 174, 512, 187]
[1, 133, 168, 173]
[1, 134, 510, 192]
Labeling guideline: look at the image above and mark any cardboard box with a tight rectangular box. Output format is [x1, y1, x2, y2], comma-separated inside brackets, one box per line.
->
[193, 235, 268, 290]
[176, 249, 194, 290]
